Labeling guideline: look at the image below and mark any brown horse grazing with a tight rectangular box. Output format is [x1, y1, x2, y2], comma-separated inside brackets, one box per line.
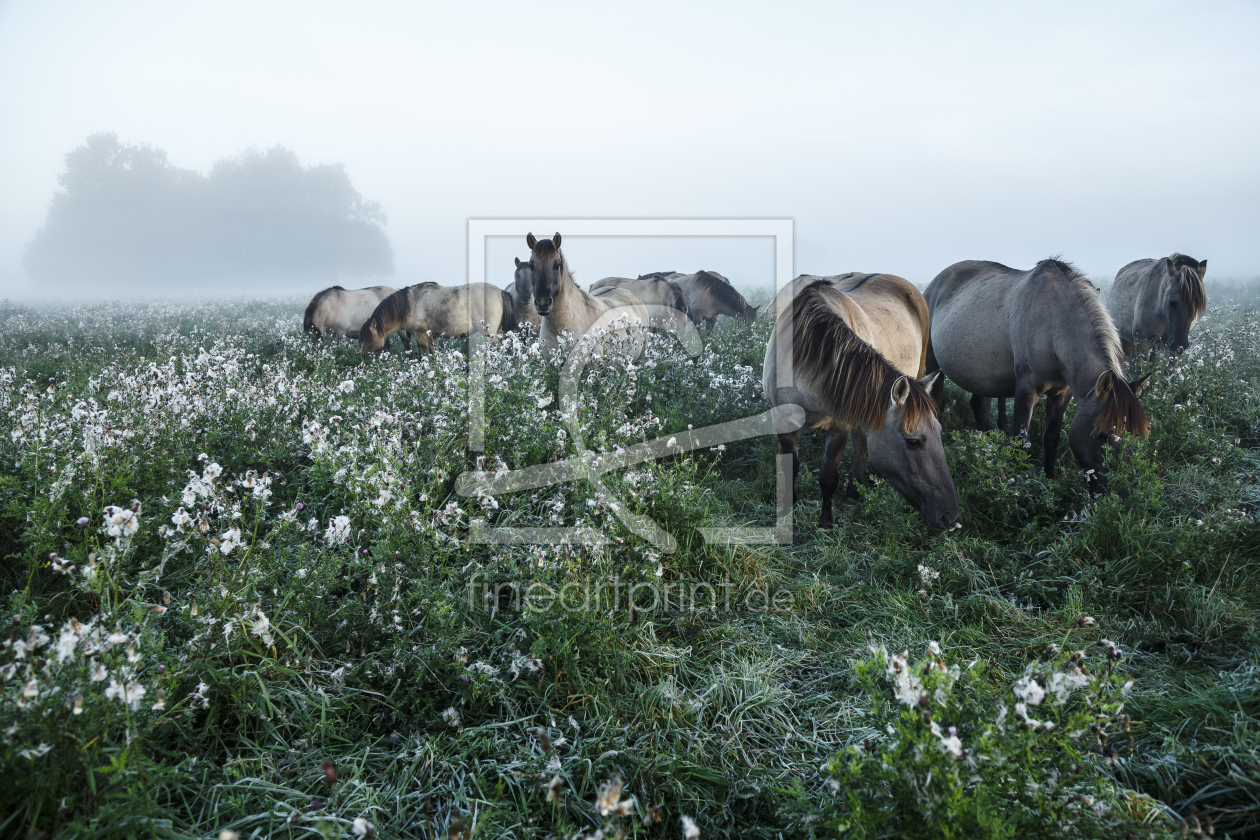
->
[304, 285, 411, 350]
[925, 258, 1151, 490]
[359, 282, 515, 354]
[1107, 253, 1207, 356]
[641, 270, 758, 329]
[763, 273, 958, 530]
[526, 233, 648, 359]
[508, 258, 542, 328]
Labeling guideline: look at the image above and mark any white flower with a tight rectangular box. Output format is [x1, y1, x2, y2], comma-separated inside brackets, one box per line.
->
[19, 743, 52, 760]
[56, 628, 78, 663]
[351, 817, 374, 837]
[102, 505, 139, 538]
[536, 393, 554, 408]
[338, 379, 356, 393]
[441, 707, 461, 728]
[666, 436, 678, 447]
[89, 659, 108, 682]
[218, 527, 242, 555]
[883, 648, 924, 706]
[21, 678, 39, 700]
[105, 679, 147, 710]
[917, 564, 940, 587]
[170, 507, 192, 531]
[1012, 673, 1046, 706]
[682, 815, 701, 839]
[325, 515, 352, 544]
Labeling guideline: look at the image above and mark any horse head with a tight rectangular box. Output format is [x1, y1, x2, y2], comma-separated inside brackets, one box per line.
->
[1068, 369, 1151, 491]
[526, 232, 564, 316]
[1162, 256, 1207, 354]
[864, 371, 959, 530]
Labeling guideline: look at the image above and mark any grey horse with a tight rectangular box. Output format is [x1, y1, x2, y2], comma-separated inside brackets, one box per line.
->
[587, 275, 690, 332]
[507, 258, 542, 328]
[1107, 253, 1207, 356]
[763, 272, 957, 530]
[925, 259, 1150, 490]
[641, 270, 758, 329]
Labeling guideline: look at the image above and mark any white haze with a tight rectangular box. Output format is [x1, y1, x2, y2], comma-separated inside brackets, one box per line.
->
[1, 0, 1258, 297]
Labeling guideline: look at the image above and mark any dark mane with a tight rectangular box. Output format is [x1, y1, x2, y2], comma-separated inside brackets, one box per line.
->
[1169, 253, 1207, 317]
[1094, 374, 1150, 438]
[364, 285, 421, 335]
[788, 280, 936, 431]
[303, 285, 344, 335]
[637, 271, 678, 280]
[692, 270, 751, 313]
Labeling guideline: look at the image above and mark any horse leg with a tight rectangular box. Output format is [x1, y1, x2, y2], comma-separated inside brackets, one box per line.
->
[818, 424, 851, 529]
[399, 330, 412, 352]
[970, 394, 993, 432]
[846, 430, 869, 499]
[1011, 381, 1042, 442]
[1041, 388, 1072, 478]
[777, 431, 800, 508]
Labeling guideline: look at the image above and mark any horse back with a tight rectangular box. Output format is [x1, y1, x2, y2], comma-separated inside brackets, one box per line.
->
[844, 274, 930, 377]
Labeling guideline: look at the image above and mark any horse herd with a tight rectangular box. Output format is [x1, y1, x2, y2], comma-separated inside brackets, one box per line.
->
[304, 234, 1209, 532]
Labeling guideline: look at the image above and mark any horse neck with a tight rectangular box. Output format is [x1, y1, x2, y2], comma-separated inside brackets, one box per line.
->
[550, 267, 590, 331]
[1059, 316, 1119, 395]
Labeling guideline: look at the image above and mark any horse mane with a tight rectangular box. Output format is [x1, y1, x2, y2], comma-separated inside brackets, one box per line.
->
[1035, 258, 1149, 437]
[638, 271, 678, 280]
[1093, 373, 1150, 438]
[499, 288, 517, 332]
[304, 285, 344, 334]
[1037, 258, 1125, 372]
[787, 279, 936, 432]
[364, 285, 420, 335]
[692, 270, 751, 313]
[1168, 253, 1207, 317]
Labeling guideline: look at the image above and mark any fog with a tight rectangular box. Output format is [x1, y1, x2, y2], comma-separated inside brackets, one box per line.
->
[1, 0, 1258, 298]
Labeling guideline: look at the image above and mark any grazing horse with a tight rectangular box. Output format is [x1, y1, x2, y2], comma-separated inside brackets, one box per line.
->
[643, 271, 759, 329]
[1107, 253, 1207, 356]
[587, 275, 690, 332]
[924, 259, 1151, 489]
[359, 282, 515, 354]
[304, 285, 410, 350]
[763, 273, 958, 530]
[526, 233, 648, 358]
[507, 258, 542, 328]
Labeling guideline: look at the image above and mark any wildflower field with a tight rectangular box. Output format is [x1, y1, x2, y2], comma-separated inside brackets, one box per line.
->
[2, 285, 1259, 839]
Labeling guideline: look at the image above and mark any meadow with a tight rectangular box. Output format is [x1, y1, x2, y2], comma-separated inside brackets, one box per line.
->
[1, 283, 1258, 839]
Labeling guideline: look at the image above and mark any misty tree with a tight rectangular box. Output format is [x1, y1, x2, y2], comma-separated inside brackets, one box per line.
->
[23, 133, 394, 292]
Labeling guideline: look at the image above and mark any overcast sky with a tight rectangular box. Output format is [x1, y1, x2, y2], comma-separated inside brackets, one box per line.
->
[1, 0, 1257, 296]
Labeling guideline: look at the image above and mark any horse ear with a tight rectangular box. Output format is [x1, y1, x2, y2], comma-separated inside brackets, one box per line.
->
[890, 375, 911, 409]
[553, 233, 562, 249]
[918, 370, 943, 401]
[1198, 259, 1208, 276]
[1095, 369, 1116, 399]
[526, 233, 537, 249]
[1165, 256, 1175, 272]
[515, 257, 522, 268]
[1129, 373, 1152, 397]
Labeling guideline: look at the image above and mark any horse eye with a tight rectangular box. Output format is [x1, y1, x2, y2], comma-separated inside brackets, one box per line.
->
[1169, 300, 1179, 308]
[905, 437, 924, 450]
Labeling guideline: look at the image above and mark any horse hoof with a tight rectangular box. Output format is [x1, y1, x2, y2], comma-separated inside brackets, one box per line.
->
[818, 519, 834, 530]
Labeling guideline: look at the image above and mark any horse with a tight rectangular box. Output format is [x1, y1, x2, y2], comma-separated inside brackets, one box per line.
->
[303, 285, 411, 350]
[924, 258, 1151, 489]
[587, 275, 690, 332]
[359, 282, 515, 354]
[1107, 253, 1207, 356]
[507, 257, 542, 328]
[762, 273, 958, 530]
[526, 233, 648, 359]
[642, 270, 758, 329]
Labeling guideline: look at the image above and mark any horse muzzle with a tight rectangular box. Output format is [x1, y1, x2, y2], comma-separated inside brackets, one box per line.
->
[920, 504, 958, 531]
[534, 299, 553, 316]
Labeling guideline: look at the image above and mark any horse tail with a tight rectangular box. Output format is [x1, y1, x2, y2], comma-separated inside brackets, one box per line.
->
[304, 286, 343, 339]
[499, 289, 518, 333]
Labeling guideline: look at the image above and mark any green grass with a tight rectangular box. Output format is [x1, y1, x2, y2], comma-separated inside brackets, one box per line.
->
[0, 286, 1257, 838]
